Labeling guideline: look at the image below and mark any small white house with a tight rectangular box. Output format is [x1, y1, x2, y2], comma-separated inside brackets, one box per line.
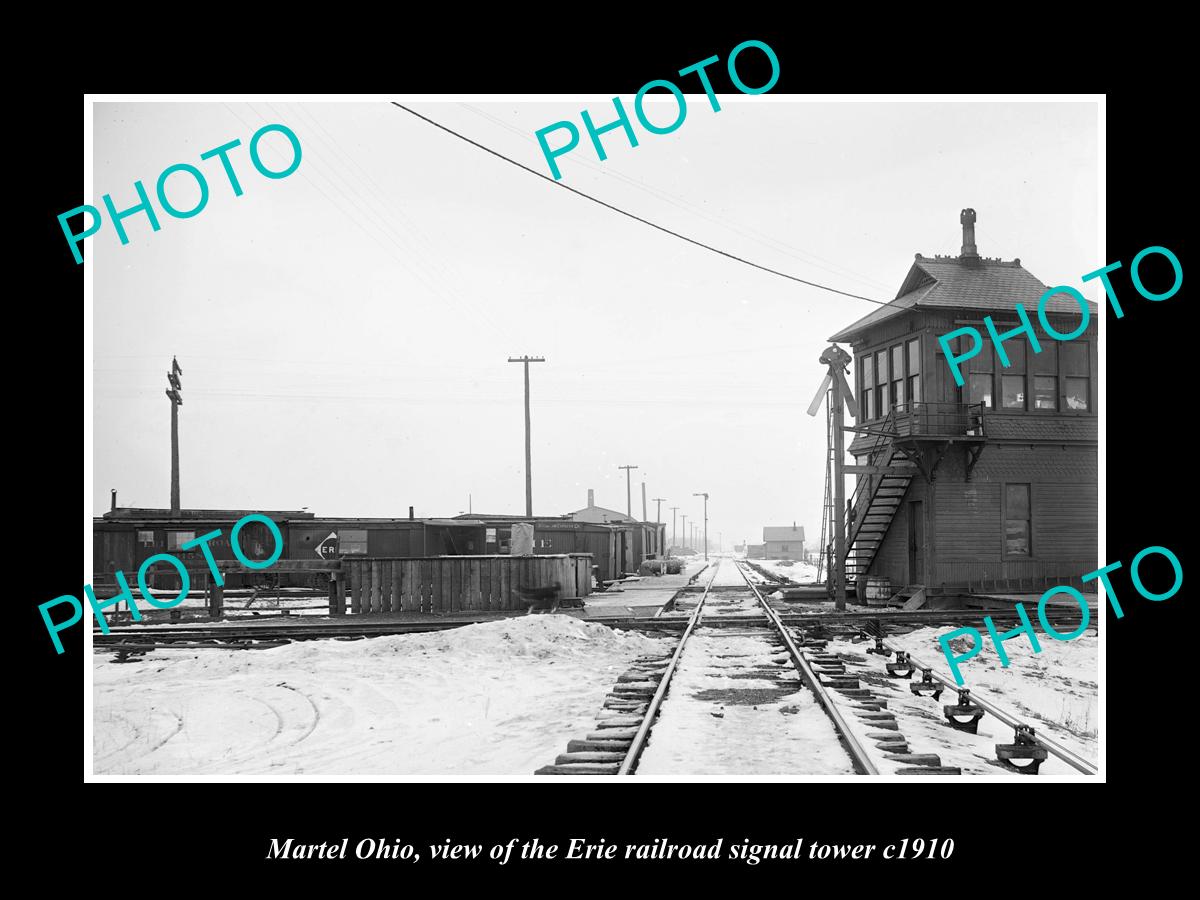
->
[763, 525, 805, 560]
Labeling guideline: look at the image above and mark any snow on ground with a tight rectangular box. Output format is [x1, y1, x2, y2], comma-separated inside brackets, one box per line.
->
[94, 616, 669, 776]
[707, 558, 753, 588]
[636, 629, 855, 776]
[822, 626, 1097, 775]
[753, 558, 820, 584]
[638, 567, 855, 776]
[888, 626, 1098, 755]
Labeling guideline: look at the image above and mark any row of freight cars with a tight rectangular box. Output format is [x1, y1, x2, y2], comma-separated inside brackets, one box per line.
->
[92, 508, 667, 590]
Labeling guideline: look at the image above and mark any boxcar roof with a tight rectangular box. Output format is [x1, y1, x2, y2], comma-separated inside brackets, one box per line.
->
[102, 507, 314, 520]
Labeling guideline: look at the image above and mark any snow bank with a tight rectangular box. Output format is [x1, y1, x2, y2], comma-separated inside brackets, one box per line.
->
[94, 616, 668, 777]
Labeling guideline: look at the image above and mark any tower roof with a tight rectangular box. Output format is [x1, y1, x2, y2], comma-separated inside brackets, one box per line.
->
[829, 254, 1095, 343]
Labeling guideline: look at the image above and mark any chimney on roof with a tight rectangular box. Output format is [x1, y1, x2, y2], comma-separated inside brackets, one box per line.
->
[588, 488, 594, 507]
[960, 208, 979, 259]
[111, 489, 117, 512]
[408, 506, 414, 520]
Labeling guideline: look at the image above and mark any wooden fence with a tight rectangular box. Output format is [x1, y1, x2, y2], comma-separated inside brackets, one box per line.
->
[344, 554, 593, 615]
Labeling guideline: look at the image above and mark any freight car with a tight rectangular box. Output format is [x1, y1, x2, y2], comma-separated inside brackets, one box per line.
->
[456, 515, 665, 584]
[92, 506, 662, 593]
[92, 508, 489, 591]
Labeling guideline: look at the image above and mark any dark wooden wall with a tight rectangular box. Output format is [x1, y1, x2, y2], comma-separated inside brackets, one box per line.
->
[868, 444, 1097, 591]
[345, 554, 593, 614]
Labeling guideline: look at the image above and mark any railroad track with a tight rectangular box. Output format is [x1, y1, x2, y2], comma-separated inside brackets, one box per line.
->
[92, 606, 1089, 650]
[534, 559, 880, 776]
[534, 559, 1096, 776]
[739, 566, 1098, 777]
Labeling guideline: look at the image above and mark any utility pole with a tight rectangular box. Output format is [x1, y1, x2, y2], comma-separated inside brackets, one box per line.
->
[693, 492, 709, 562]
[652, 497, 665, 523]
[681, 515, 688, 550]
[508, 356, 545, 516]
[641, 480, 647, 522]
[618, 465, 639, 518]
[670, 506, 678, 552]
[165, 356, 182, 512]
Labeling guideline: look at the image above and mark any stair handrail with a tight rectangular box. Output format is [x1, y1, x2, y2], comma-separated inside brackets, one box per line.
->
[845, 409, 898, 550]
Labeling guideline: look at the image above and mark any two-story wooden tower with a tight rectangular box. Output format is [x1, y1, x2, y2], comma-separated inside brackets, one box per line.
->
[828, 210, 1098, 604]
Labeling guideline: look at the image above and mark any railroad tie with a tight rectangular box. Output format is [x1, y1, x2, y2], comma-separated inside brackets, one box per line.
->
[896, 766, 964, 775]
[883, 753, 942, 766]
[869, 732, 909, 754]
[612, 681, 659, 692]
[587, 729, 639, 741]
[534, 763, 621, 775]
[617, 671, 662, 683]
[568, 739, 631, 753]
[834, 688, 875, 699]
[595, 716, 643, 729]
[856, 711, 897, 721]
[555, 751, 627, 765]
[603, 699, 648, 711]
[597, 708, 645, 720]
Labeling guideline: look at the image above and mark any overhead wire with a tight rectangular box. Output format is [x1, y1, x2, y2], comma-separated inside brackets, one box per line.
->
[390, 102, 895, 308]
[458, 102, 893, 294]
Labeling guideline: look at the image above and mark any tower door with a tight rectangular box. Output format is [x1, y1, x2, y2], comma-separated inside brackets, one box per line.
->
[907, 501, 924, 584]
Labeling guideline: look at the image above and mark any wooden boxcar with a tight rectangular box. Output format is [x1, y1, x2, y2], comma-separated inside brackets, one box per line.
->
[459, 515, 638, 583]
[93, 509, 490, 590]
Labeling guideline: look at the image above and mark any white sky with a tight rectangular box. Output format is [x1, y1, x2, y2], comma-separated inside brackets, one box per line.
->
[92, 98, 1098, 548]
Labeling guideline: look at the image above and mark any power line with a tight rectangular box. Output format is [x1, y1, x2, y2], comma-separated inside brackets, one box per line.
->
[459, 102, 893, 294]
[390, 102, 893, 308]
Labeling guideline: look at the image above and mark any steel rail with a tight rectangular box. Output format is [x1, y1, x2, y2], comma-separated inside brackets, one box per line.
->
[92, 608, 1090, 646]
[617, 561, 723, 775]
[882, 639, 1098, 776]
[96, 607, 1087, 633]
[92, 608, 1089, 651]
[733, 560, 879, 776]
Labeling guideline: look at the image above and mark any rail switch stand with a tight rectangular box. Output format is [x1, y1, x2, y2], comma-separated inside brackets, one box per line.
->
[886, 650, 915, 679]
[910, 668, 944, 700]
[995, 724, 1049, 775]
[943, 687, 986, 733]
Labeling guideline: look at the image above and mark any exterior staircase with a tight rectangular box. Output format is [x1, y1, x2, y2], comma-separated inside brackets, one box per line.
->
[844, 423, 917, 592]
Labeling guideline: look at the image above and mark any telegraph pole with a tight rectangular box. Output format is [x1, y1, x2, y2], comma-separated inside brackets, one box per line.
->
[641, 480, 647, 522]
[618, 465, 638, 518]
[681, 515, 688, 550]
[652, 497, 665, 523]
[166, 356, 182, 512]
[670, 506, 679, 552]
[693, 492, 709, 562]
[508, 356, 545, 516]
